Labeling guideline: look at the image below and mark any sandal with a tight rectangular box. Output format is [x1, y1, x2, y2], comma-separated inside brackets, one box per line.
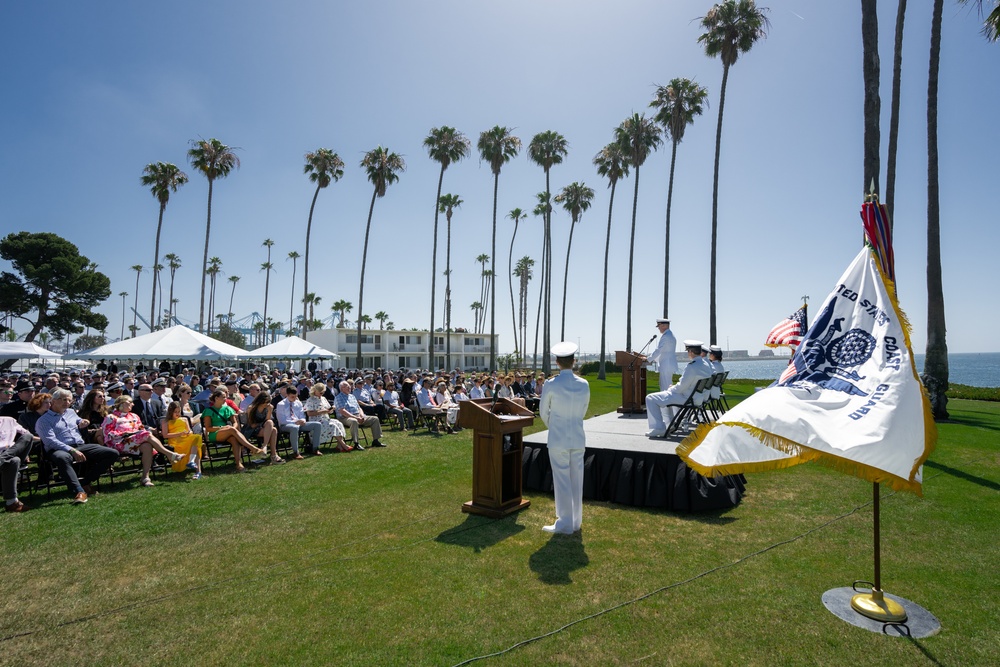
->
[271, 457, 286, 465]
[337, 442, 354, 453]
[140, 477, 154, 487]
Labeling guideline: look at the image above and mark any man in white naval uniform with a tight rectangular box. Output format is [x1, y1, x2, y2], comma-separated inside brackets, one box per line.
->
[708, 345, 725, 400]
[645, 318, 678, 388]
[645, 340, 713, 437]
[539, 342, 590, 535]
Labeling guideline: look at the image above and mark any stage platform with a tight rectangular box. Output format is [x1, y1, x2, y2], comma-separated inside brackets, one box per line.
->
[522, 411, 745, 512]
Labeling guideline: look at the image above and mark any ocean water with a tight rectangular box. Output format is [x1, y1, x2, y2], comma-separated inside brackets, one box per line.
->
[721, 352, 1000, 388]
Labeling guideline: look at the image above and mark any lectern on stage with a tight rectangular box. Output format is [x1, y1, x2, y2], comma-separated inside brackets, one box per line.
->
[458, 398, 535, 518]
[616, 350, 647, 414]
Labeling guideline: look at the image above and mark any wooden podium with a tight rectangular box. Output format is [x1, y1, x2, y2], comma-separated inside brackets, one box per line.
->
[616, 350, 647, 414]
[459, 398, 535, 518]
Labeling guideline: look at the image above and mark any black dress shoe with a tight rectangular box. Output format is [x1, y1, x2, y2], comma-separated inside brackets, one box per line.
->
[371, 440, 386, 448]
[353, 441, 365, 451]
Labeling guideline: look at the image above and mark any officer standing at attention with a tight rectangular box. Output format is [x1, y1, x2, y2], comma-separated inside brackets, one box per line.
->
[539, 342, 590, 535]
[645, 318, 678, 387]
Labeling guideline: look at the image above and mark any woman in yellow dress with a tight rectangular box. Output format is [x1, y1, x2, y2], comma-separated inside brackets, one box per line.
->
[161, 400, 203, 478]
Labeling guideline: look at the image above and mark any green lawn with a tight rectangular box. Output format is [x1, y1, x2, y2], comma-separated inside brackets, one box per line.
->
[1, 375, 997, 666]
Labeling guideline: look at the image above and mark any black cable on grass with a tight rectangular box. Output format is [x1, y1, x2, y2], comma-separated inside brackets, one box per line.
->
[450, 463, 967, 667]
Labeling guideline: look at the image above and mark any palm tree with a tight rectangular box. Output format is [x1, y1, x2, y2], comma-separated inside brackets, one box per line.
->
[153, 263, 164, 328]
[119, 291, 128, 339]
[650, 78, 709, 317]
[206, 257, 222, 334]
[302, 293, 321, 330]
[527, 130, 568, 374]
[187, 138, 240, 333]
[438, 193, 463, 369]
[698, 0, 770, 344]
[885, 0, 907, 225]
[358, 314, 372, 330]
[267, 320, 282, 344]
[261, 238, 275, 346]
[554, 182, 595, 341]
[332, 300, 353, 328]
[141, 162, 188, 332]
[505, 207, 526, 358]
[530, 192, 550, 371]
[165, 253, 181, 323]
[593, 143, 630, 380]
[302, 148, 345, 340]
[470, 301, 482, 333]
[425, 127, 471, 366]
[286, 251, 300, 335]
[474, 253, 490, 333]
[924, 0, 949, 419]
[375, 310, 389, 330]
[514, 256, 535, 365]
[130, 265, 143, 336]
[615, 113, 662, 351]
[227, 275, 240, 325]
[479, 127, 522, 370]
[358, 146, 405, 368]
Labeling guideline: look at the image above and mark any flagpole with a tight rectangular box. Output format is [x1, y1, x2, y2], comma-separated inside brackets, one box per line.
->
[849, 187, 907, 623]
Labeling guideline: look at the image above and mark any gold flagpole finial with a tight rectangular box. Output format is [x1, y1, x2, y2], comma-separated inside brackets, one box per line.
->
[865, 178, 879, 203]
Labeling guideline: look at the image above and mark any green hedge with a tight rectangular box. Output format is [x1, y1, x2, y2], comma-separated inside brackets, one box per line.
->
[947, 383, 1000, 401]
[579, 361, 622, 375]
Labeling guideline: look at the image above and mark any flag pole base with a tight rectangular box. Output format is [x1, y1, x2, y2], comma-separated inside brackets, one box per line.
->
[850, 588, 907, 623]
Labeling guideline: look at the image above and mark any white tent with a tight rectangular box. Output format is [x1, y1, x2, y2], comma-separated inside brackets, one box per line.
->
[67, 325, 249, 360]
[0, 341, 63, 360]
[243, 336, 340, 360]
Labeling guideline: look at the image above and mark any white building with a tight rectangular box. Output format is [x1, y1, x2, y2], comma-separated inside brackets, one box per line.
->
[305, 328, 497, 371]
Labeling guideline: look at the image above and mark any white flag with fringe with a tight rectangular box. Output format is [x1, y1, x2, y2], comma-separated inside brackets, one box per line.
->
[678, 247, 936, 495]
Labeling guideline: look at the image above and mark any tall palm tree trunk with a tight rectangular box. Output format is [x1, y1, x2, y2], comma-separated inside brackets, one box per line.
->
[289, 259, 297, 334]
[560, 219, 577, 341]
[925, 0, 948, 420]
[533, 240, 545, 372]
[168, 270, 176, 323]
[199, 179, 214, 333]
[626, 165, 641, 351]
[303, 184, 321, 340]
[508, 221, 519, 359]
[862, 0, 881, 200]
[886, 0, 907, 226]
[263, 268, 271, 345]
[663, 140, 679, 317]
[228, 282, 237, 322]
[156, 270, 163, 328]
[709, 63, 731, 345]
[489, 174, 499, 372]
[430, 167, 444, 369]
[357, 189, 379, 368]
[150, 203, 164, 331]
[542, 171, 552, 374]
[599, 181, 618, 381]
[445, 211, 453, 370]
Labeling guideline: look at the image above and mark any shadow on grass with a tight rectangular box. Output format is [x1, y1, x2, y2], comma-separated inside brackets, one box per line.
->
[946, 413, 1000, 433]
[435, 513, 525, 553]
[924, 460, 1000, 491]
[529, 532, 589, 585]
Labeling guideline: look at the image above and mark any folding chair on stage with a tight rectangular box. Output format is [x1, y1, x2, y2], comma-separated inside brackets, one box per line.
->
[664, 376, 714, 437]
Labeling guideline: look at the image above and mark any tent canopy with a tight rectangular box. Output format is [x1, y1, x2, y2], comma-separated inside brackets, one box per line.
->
[242, 336, 339, 360]
[0, 341, 63, 360]
[67, 325, 249, 360]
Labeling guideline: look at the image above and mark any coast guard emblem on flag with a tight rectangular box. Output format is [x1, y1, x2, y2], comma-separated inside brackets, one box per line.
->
[677, 246, 936, 495]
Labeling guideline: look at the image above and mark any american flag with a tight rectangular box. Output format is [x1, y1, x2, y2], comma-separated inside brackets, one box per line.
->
[765, 305, 807, 350]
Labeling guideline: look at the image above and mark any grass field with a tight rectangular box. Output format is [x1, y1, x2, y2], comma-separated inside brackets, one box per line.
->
[1, 374, 997, 666]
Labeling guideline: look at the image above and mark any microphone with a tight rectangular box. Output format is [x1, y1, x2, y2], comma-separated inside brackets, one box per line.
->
[629, 335, 658, 370]
[489, 383, 501, 414]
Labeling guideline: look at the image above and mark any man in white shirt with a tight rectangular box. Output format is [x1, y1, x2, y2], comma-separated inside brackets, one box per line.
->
[539, 342, 590, 535]
[276, 385, 324, 458]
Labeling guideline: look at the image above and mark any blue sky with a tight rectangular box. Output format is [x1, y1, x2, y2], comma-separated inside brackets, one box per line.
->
[2, 1, 997, 355]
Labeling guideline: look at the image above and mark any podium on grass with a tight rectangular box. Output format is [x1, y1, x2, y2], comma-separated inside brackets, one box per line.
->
[458, 398, 534, 517]
[616, 350, 647, 414]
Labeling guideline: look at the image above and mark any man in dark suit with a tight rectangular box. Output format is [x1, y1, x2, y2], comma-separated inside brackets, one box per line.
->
[0, 381, 35, 419]
[133, 383, 165, 437]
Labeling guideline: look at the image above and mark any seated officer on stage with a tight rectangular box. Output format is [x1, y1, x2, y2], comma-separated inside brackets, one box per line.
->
[644, 340, 713, 438]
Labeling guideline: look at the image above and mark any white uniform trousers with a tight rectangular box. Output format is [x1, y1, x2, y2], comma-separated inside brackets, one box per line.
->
[548, 447, 584, 533]
[646, 389, 684, 431]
